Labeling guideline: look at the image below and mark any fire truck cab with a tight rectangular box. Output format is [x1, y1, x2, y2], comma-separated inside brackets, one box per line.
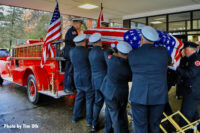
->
[0, 40, 74, 104]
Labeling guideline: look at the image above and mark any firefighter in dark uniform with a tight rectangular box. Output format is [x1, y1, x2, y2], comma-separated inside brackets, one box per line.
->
[70, 34, 94, 126]
[129, 26, 172, 133]
[100, 41, 132, 133]
[63, 18, 83, 93]
[88, 33, 108, 132]
[165, 69, 177, 115]
[176, 52, 188, 99]
[176, 42, 200, 127]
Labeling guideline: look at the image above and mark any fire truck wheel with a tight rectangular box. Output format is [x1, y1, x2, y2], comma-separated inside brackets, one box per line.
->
[27, 74, 39, 104]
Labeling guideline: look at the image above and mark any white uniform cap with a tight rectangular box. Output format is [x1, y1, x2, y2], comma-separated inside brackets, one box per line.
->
[117, 41, 132, 54]
[141, 26, 159, 42]
[89, 33, 102, 43]
[72, 18, 83, 23]
[73, 34, 86, 43]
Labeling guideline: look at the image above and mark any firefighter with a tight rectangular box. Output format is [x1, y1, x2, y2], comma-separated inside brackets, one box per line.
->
[70, 34, 94, 126]
[63, 18, 83, 93]
[88, 33, 107, 132]
[176, 51, 188, 99]
[176, 42, 200, 127]
[129, 26, 172, 133]
[100, 41, 132, 133]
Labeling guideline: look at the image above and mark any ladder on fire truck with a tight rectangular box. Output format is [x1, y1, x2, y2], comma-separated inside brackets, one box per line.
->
[13, 39, 63, 59]
[13, 42, 43, 59]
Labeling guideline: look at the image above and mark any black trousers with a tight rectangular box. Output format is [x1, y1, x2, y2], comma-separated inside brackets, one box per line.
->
[180, 96, 200, 126]
[0, 76, 3, 86]
[72, 88, 95, 124]
[92, 89, 104, 126]
[164, 85, 173, 116]
[105, 92, 129, 133]
[131, 103, 165, 133]
[64, 60, 75, 92]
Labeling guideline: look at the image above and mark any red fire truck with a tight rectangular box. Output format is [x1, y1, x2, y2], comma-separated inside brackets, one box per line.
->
[0, 39, 75, 104]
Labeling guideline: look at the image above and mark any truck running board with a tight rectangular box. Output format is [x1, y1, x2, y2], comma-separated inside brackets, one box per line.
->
[38, 90, 75, 99]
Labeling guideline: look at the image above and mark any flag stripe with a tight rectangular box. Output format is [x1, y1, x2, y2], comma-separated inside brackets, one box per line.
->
[46, 27, 61, 43]
[46, 22, 61, 38]
[174, 38, 183, 57]
[87, 28, 130, 32]
[85, 30, 126, 37]
[46, 32, 61, 43]
[49, 18, 61, 29]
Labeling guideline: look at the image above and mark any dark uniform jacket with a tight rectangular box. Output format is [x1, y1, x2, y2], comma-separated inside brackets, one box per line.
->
[177, 53, 200, 100]
[70, 46, 92, 91]
[176, 57, 188, 96]
[100, 49, 132, 101]
[167, 69, 177, 90]
[64, 26, 78, 59]
[129, 44, 172, 105]
[0, 75, 3, 85]
[88, 46, 107, 90]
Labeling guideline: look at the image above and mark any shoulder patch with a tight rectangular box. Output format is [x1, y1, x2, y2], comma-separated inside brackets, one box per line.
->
[108, 55, 112, 59]
[194, 60, 200, 66]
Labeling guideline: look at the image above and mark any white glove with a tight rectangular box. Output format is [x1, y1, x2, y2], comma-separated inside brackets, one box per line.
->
[168, 66, 177, 71]
[172, 59, 176, 65]
[111, 43, 115, 48]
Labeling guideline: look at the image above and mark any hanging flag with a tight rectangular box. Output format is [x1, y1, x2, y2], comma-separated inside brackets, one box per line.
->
[97, 3, 104, 28]
[41, 2, 62, 67]
[124, 29, 183, 70]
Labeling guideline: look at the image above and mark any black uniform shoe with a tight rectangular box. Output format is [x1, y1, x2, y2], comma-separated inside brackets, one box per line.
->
[91, 126, 97, 132]
[64, 89, 75, 94]
[72, 120, 77, 123]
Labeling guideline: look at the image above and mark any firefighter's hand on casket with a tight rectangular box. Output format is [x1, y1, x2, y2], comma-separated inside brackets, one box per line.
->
[169, 59, 176, 66]
[181, 49, 186, 57]
[110, 44, 118, 53]
[111, 47, 118, 53]
[111, 43, 116, 48]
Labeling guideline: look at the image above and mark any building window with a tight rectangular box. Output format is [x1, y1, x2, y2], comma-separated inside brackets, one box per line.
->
[193, 11, 200, 29]
[169, 12, 191, 31]
[148, 15, 167, 31]
[131, 18, 146, 28]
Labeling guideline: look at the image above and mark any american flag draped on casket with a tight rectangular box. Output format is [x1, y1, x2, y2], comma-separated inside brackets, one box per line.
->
[84, 28, 183, 70]
[84, 27, 130, 45]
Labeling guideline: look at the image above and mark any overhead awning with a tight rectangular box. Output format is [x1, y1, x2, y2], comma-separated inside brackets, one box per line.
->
[0, 0, 200, 20]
